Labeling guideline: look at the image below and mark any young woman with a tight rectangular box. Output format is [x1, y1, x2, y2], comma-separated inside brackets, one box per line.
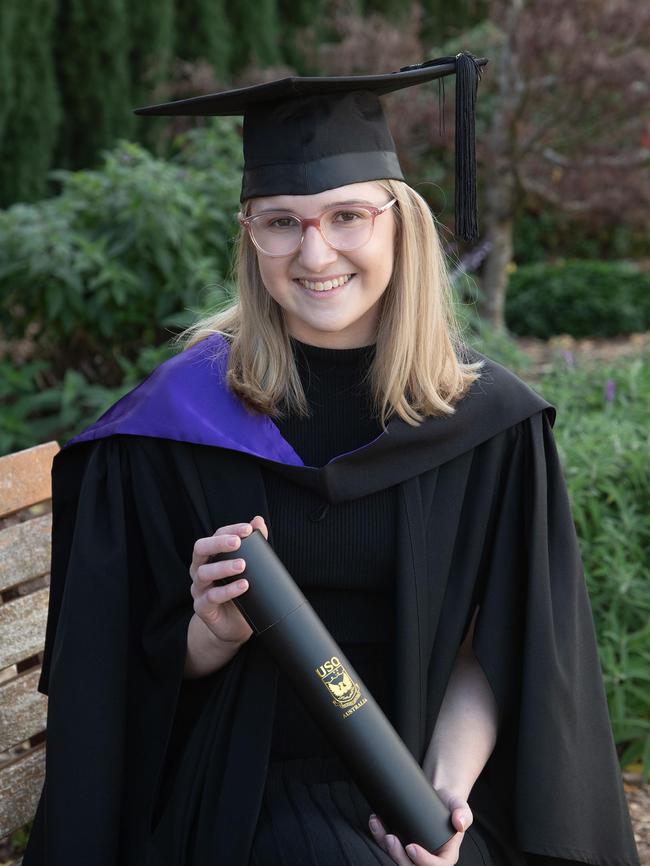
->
[24, 58, 640, 866]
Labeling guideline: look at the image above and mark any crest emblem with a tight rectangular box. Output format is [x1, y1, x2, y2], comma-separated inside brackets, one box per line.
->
[316, 656, 362, 708]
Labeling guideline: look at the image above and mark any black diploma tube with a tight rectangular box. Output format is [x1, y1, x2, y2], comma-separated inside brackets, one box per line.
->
[211, 529, 455, 853]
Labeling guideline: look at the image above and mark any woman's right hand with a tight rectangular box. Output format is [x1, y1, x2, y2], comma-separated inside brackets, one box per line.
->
[189, 515, 268, 647]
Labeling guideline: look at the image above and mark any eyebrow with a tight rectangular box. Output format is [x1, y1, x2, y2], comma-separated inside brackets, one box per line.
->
[251, 199, 376, 215]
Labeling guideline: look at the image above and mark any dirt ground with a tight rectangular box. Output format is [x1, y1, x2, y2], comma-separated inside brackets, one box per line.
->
[513, 330, 650, 378]
[624, 771, 650, 865]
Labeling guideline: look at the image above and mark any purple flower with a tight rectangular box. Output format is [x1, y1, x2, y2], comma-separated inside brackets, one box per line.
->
[561, 350, 575, 368]
[604, 378, 616, 403]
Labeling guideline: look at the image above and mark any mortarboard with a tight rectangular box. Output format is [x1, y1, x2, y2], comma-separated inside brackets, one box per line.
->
[134, 53, 487, 241]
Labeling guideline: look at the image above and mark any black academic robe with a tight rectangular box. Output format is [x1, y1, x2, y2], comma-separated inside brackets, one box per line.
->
[22, 348, 640, 866]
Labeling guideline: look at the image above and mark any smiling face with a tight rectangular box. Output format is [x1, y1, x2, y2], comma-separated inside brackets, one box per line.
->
[246, 181, 397, 349]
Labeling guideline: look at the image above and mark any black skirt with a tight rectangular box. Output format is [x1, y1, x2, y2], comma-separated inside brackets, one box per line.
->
[249, 755, 505, 866]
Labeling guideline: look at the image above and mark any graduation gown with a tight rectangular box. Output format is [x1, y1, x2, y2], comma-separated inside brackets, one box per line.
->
[23, 334, 639, 866]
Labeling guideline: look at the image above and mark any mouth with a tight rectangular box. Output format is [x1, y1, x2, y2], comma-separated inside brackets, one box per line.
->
[294, 273, 355, 293]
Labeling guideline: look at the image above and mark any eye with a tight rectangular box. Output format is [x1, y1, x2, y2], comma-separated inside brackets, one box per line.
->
[265, 214, 300, 230]
[331, 209, 370, 225]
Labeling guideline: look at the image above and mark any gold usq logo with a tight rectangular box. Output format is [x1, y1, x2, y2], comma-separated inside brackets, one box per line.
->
[315, 656, 362, 709]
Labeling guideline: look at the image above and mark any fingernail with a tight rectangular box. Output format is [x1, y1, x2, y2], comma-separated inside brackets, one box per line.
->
[459, 816, 466, 830]
[387, 835, 396, 849]
[406, 844, 417, 860]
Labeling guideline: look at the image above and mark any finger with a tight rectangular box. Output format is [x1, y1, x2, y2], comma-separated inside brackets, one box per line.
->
[249, 515, 269, 539]
[403, 840, 460, 864]
[204, 578, 249, 605]
[369, 816, 417, 864]
[213, 522, 254, 537]
[383, 833, 416, 865]
[190, 574, 248, 604]
[204, 534, 243, 558]
[192, 581, 248, 621]
[193, 524, 253, 561]
[194, 578, 249, 618]
[369, 812, 464, 865]
[452, 806, 472, 832]
[416, 831, 463, 862]
[195, 557, 247, 586]
[368, 814, 390, 853]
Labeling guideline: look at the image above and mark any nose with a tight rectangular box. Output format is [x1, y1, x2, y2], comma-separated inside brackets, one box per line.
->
[297, 224, 338, 271]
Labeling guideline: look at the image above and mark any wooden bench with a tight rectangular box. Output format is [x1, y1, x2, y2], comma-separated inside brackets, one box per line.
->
[0, 441, 60, 866]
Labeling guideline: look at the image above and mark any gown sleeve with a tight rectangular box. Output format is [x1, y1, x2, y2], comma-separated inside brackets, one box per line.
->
[470, 410, 640, 866]
[24, 434, 278, 866]
[24, 435, 221, 864]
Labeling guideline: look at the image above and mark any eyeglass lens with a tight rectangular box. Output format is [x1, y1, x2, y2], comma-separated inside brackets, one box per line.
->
[250, 206, 376, 256]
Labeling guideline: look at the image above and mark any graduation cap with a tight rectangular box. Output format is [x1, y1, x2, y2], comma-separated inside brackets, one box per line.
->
[134, 53, 487, 241]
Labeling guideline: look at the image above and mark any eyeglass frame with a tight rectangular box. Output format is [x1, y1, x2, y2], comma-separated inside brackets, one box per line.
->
[237, 198, 397, 257]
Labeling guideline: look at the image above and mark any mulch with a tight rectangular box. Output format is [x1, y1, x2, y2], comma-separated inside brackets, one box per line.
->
[513, 330, 650, 379]
[624, 772, 650, 865]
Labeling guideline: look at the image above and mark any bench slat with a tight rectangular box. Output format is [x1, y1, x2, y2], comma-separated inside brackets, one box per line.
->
[0, 515, 52, 594]
[0, 669, 47, 753]
[0, 590, 49, 671]
[0, 442, 59, 519]
[0, 744, 45, 839]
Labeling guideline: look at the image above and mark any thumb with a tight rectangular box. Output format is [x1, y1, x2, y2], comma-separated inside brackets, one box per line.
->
[452, 806, 473, 833]
[250, 515, 269, 539]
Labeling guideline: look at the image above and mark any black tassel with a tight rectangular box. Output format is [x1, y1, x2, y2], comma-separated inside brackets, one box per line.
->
[454, 52, 482, 242]
[399, 53, 485, 240]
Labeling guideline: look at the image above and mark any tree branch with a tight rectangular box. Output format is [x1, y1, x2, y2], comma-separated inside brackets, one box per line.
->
[541, 147, 650, 169]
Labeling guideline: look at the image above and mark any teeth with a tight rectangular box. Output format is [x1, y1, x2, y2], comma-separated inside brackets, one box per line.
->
[298, 274, 352, 291]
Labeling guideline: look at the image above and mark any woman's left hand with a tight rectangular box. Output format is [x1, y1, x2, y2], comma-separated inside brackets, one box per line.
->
[368, 788, 473, 865]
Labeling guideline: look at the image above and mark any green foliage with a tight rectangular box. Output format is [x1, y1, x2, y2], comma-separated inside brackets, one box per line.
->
[0, 3, 17, 143]
[362, 0, 413, 19]
[514, 209, 650, 265]
[420, 0, 490, 45]
[0, 125, 242, 381]
[505, 260, 650, 339]
[129, 0, 175, 108]
[0, 344, 176, 456]
[536, 354, 650, 779]
[0, 0, 60, 206]
[452, 274, 532, 375]
[53, 0, 133, 171]
[277, 0, 327, 72]
[227, 0, 282, 74]
[173, 0, 231, 79]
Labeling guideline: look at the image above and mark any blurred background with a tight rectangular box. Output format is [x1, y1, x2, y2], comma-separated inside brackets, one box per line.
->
[0, 0, 649, 859]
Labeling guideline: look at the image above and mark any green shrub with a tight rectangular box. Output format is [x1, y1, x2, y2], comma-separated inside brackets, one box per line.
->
[505, 259, 650, 339]
[0, 121, 242, 383]
[453, 273, 532, 376]
[537, 353, 650, 779]
[0, 343, 176, 456]
[514, 209, 650, 265]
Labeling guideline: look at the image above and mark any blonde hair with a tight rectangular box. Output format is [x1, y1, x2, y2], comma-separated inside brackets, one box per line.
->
[174, 178, 483, 428]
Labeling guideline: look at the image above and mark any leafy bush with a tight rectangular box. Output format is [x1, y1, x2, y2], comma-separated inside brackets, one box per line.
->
[514, 209, 650, 265]
[453, 272, 533, 375]
[505, 259, 650, 339]
[0, 119, 242, 383]
[0, 343, 176, 455]
[537, 353, 650, 778]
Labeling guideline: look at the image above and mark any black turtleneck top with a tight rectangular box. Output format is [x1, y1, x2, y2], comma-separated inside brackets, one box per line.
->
[260, 337, 398, 759]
